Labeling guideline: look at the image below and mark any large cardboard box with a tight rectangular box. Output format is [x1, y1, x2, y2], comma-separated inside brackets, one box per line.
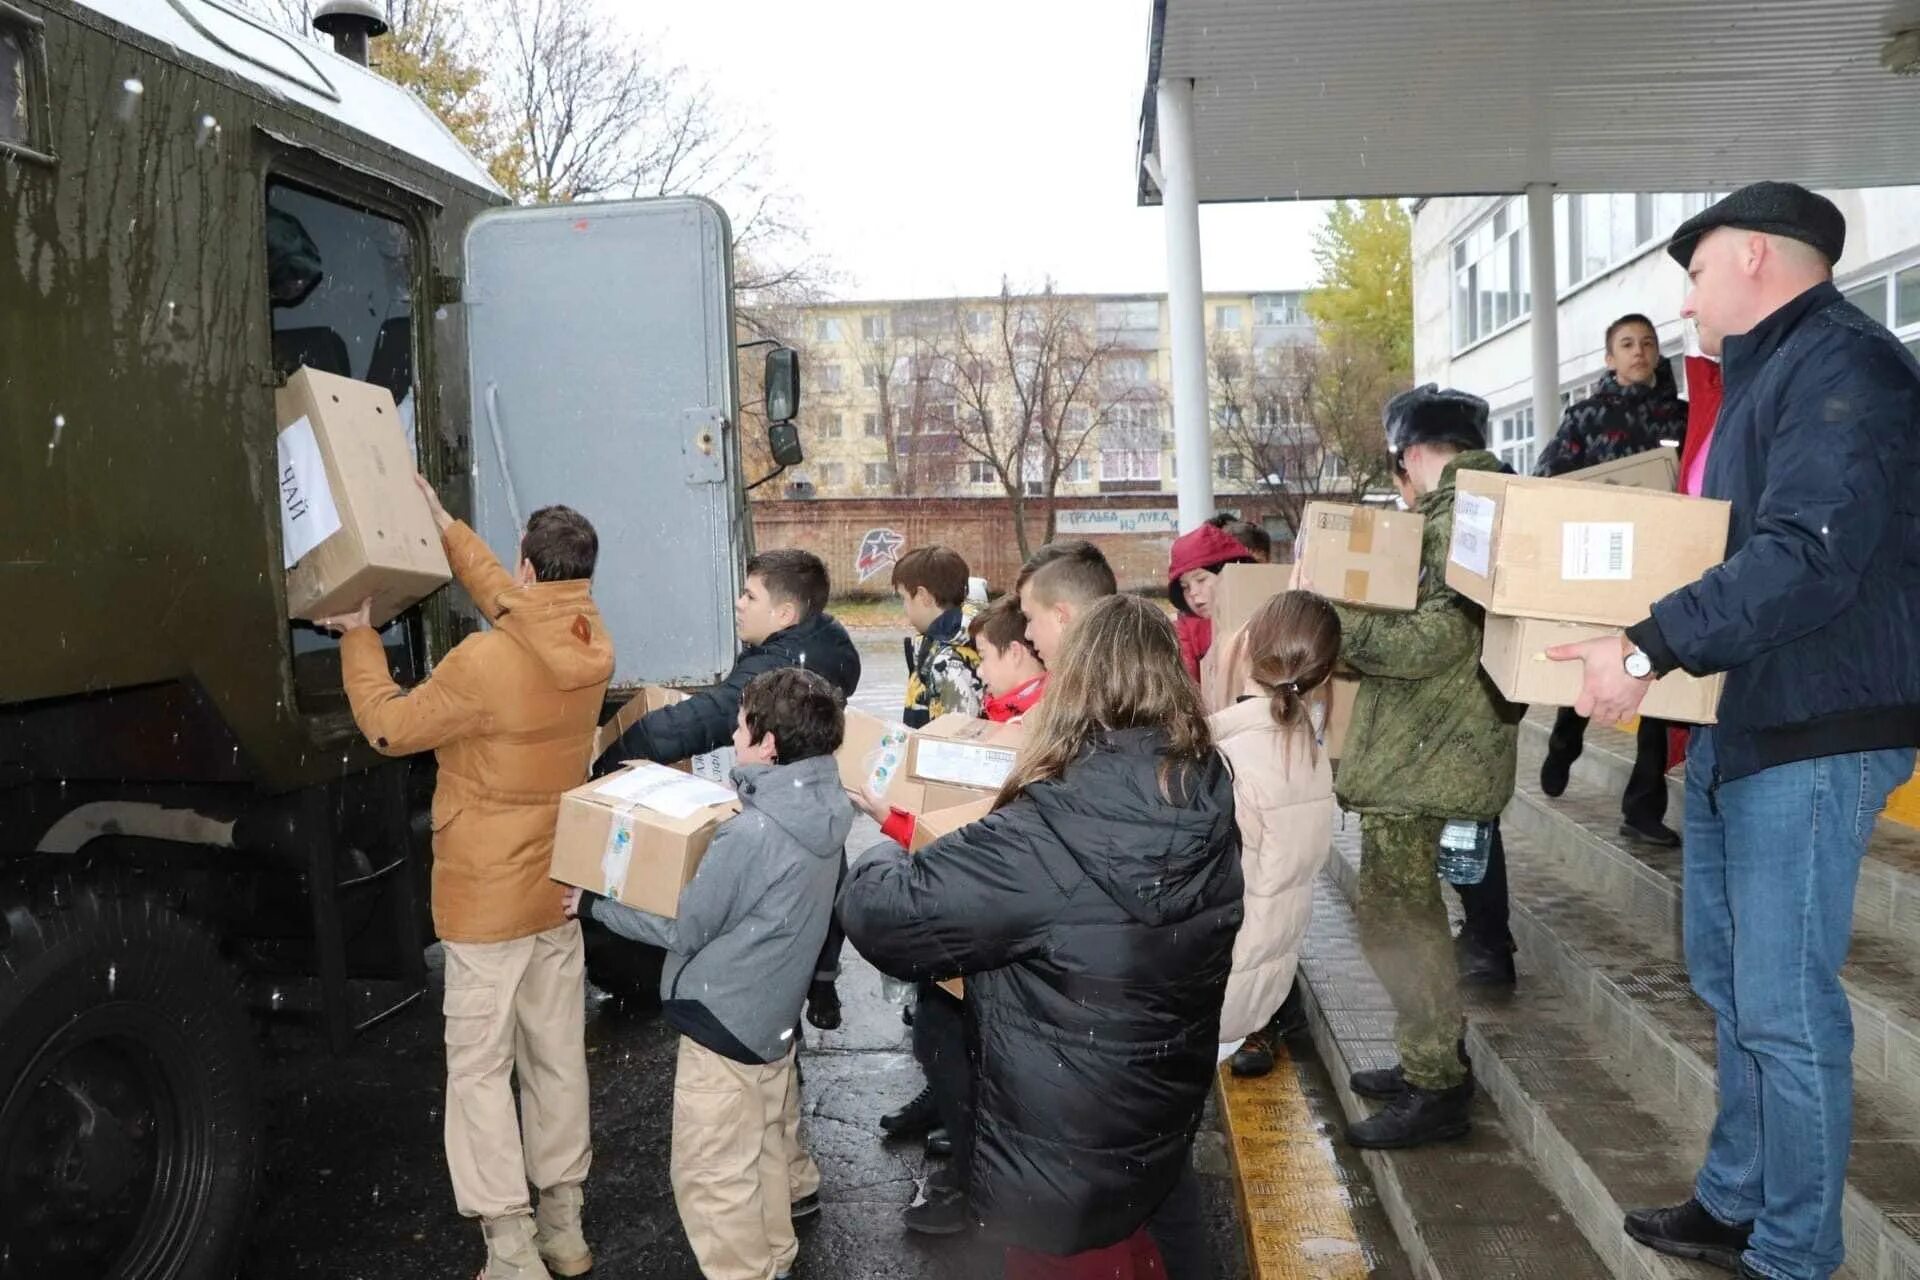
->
[1564, 446, 1679, 492]
[1480, 616, 1723, 724]
[1298, 502, 1423, 611]
[839, 708, 913, 800]
[1446, 470, 1729, 626]
[1322, 675, 1361, 760]
[906, 714, 1025, 791]
[1210, 563, 1297, 642]
[277, 367, 450, 625]
[593, 686, 690, 762]
[550, 763, 741, 918]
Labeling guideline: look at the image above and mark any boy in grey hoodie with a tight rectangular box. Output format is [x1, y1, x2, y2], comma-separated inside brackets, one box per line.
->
[565, 668, 853, 1280]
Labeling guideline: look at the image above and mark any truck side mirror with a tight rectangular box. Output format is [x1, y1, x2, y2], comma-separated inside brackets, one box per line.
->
[764, 347, 800, 423]
[767, 421, 804, 468]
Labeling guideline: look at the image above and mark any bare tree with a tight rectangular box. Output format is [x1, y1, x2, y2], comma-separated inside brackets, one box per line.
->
[932, 284, 1141, 560]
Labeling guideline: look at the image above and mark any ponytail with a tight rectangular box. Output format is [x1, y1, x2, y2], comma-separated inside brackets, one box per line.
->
[1241, 591, 1343, 766]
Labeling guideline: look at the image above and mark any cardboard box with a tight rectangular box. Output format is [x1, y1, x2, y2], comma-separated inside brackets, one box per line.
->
[1297, 502, 1424, 611]
[277, 367, 450, 625]
[1564, 446, 1679, 492]
[1480, 616, 1723, 724]
[839, 708, 913, 800]
[1322, 675, 1361, 760]
[593, 685, 690, 763]
[1209, 563, 1297, 642]
[1446, 470, 1730, 627]
[550, 763, 741, 918]
[906, 714, 1025, 791]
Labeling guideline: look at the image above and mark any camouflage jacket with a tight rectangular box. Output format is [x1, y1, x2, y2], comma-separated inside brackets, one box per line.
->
[1330, 450, 1522, 820]
[903, 607, 984, 729]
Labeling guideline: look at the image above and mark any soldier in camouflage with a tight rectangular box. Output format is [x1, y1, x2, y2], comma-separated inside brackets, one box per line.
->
[1296, 385, 1522, 1149]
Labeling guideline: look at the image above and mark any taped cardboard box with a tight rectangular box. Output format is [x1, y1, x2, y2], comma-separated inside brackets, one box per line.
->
[1323, 675, 1361, 760]
[839, 708, 913, 800]
[277, 366, 450, 625]
[1297, 502, 1423, 611]
[1564, 446, 1679, 492]
[1446, 470, 1729, 627]
[550, 763, 741, 919]
[907, 714, 1026, 791]
[593, 685, 690, 763]
[1210, 563, 1297, 642]
[1481, 616, 1723, 724]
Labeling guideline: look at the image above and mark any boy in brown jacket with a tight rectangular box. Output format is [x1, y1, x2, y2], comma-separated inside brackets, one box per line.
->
[320, 475, 614, 1280]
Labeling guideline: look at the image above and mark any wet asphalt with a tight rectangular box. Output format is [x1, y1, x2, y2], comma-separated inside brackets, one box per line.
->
[241, 633, 1252, 1279]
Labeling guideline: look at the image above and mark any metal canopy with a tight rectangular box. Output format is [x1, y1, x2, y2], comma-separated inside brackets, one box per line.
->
[1137, 0, 1920, 205]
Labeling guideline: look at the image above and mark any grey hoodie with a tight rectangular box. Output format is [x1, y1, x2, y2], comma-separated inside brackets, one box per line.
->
[588, 754, 853, 1064]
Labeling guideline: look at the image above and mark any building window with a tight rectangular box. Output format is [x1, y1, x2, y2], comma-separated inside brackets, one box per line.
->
[964, 460, 995, 485]
[1492, 404, 1536, 475]
[965, 309, 992, 335]
[862, 315, 887, 341]
[814, 317, 841, 343]
[1096, 299, 1160, 332]
[1214, 305, 1242, 331]
[817, 461, 844, 488]
[1054, 456, 1091, 484]
[862, 364, 880, 390]
[1107, 356, 1151, 386]
[862, 412, 883, 438]
[864, 462, 894, 488]
[1452, 197, 1530, 351]
[1898, 264, 1920, 329]
[817, 364, 843, 393]
[1556, 192, 1715, 293]
[1842, 277, 1890, 327]
[1215, 454, 1244, 481]
[891, 406, 911, 434]
[818, 411, 842, 439]
[1254, 293, 1306, 327]
[1100, 449, 1162, 483]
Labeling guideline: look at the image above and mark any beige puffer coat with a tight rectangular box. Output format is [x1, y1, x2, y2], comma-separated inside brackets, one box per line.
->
[1207, 694, 1334, 1042]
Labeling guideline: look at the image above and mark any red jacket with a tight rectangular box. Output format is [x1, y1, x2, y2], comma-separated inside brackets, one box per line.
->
[1167, 525, 1254, 679]
[1666, 354, 1725, 769]
[880, 675, 1048, 846]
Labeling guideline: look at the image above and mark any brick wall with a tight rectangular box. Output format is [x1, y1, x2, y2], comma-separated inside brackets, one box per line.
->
[750, 494, 1300, 598]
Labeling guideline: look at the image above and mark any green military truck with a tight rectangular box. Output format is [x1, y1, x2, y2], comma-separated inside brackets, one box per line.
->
[0, 2, 796, 1274]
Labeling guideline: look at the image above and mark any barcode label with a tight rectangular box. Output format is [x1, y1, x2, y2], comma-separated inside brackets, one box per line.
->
[1562, 522, 1634, 581]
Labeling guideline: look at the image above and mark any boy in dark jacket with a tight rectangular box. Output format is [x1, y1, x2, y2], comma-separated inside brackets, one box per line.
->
[567, 669, 854, 1280]
[1534, 313, 1689, 848]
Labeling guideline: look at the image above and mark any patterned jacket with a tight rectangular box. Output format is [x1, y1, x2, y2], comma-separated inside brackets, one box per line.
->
[903, 607, 984, 729]
[1534, 363, 1687, 478]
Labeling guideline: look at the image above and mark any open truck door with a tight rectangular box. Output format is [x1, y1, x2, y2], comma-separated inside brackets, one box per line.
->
[463, 197, 747, 686]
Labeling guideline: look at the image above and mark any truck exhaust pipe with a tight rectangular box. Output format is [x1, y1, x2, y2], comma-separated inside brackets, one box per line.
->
[312, 0, 389, 67]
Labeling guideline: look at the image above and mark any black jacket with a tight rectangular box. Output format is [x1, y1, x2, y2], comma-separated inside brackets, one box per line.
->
[838, 729, 1243, 1255]
[1627, 283, 1920, 782]
[1534, 362, 1687, 477]
[602, 612, 862, 765]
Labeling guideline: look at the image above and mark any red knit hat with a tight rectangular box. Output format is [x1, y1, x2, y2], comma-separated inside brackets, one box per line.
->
[1167, 524, 1253, 614]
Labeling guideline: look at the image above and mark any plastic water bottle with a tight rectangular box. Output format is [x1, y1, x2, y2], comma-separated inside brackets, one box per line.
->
[1437, 819, 1493, 886]
[880, 973, 915, 1005]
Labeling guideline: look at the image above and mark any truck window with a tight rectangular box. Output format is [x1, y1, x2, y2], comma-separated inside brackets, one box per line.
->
[1, 25, 27, 146]
[266, 180, 423, 711]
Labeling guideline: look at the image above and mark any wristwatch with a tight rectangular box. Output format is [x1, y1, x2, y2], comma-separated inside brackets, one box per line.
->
[1623, 646, 1654, 680]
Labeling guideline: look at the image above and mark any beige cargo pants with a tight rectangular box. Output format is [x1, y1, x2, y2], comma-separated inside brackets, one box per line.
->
[671, 1036, 817, 1280]
[442, 920, 592, 1220]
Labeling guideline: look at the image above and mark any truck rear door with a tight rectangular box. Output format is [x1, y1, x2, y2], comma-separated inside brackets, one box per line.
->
[462, 197, 744, 685]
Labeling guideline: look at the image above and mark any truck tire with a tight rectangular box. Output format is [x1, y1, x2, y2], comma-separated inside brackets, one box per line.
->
[0, 880, 262, 1280]
[580, 914, 665, 1009]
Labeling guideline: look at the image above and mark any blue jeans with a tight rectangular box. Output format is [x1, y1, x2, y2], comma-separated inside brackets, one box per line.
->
[1684, 729, 1914, 1280]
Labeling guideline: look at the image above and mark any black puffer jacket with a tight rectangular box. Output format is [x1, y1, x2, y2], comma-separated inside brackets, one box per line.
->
[838, 729, 1243, 1255]
[1627, 283, 1920, 781]
[600, 612, 862, 765]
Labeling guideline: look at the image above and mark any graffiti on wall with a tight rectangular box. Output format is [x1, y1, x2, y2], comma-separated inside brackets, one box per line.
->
[855, 528, 908, 582]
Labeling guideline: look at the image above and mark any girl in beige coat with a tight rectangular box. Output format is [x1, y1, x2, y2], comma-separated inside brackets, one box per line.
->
[1206, 591, 1341, 1070]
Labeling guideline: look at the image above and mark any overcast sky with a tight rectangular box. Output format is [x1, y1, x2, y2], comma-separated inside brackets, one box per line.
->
[636, 1, 1328, 302]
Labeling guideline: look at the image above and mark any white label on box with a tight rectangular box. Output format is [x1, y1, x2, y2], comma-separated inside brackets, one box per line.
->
[1562, 522, 1635, 581]
[594, 762, 735, 820]
[688, 749, 736, 788]
[601, 816, 634, 900]
[277, 415, 343, 569]
[1450, 492, 1496, 578]
[917, 741, 1017, 791]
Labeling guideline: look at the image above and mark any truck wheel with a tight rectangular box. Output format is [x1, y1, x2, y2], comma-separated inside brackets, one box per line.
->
[580, 914, 664, 1009]
[0, 880, 261, 1280]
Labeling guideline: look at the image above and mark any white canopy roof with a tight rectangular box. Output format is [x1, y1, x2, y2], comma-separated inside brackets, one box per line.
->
[1137, 0, 1920, 205]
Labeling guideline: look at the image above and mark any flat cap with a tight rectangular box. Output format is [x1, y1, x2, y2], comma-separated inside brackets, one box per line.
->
[1666, 181, 1846, 268]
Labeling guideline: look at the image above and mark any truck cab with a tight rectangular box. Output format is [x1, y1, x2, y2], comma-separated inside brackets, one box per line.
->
[0, 2, 791, 1274]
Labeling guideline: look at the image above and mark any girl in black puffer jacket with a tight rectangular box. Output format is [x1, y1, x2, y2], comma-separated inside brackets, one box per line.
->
[840, 594, 1244, 1277]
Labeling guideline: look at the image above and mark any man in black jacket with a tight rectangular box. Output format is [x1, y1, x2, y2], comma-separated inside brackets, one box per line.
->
[597, 547, 863, 1030]
[1553, 182, 1920, 1280]
[1535, 314, 1689, 848]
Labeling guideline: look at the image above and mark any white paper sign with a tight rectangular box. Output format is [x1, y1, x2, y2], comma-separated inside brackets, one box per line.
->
[1450, 492, 1496, 578]
[594, 762, 735, 820]
[277, 415, 342, 569]
[1562, 522, 1635, 581]
[916, 741, 1018, 791]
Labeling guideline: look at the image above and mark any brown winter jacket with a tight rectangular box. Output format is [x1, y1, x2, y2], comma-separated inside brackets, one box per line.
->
[342, 521, 614, 944]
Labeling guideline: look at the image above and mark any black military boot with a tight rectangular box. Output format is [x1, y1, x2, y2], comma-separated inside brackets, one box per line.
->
[1623, 1199, 1753, 1271]
[1350, 1042, 1470, 1100]
[1228, 1030, 1276, 1078]
[805, 978, 842, 1031]
[1346, 1077, 1473, 1149]
[1456, 932, 1518, 987]
[879, 1085, 939, 1139]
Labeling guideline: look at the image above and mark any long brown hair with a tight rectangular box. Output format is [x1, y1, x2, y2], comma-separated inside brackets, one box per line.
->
[1241, 590, 1342, 763]
[995, 594, 1213, 807]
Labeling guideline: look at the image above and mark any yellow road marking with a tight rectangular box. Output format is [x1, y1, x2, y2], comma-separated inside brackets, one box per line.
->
[1219, 1048, 1372, 1280]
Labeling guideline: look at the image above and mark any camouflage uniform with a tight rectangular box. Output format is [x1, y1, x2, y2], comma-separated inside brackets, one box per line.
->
[903, 606, 984, 729]
[1330, 449, 1522, 1089]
